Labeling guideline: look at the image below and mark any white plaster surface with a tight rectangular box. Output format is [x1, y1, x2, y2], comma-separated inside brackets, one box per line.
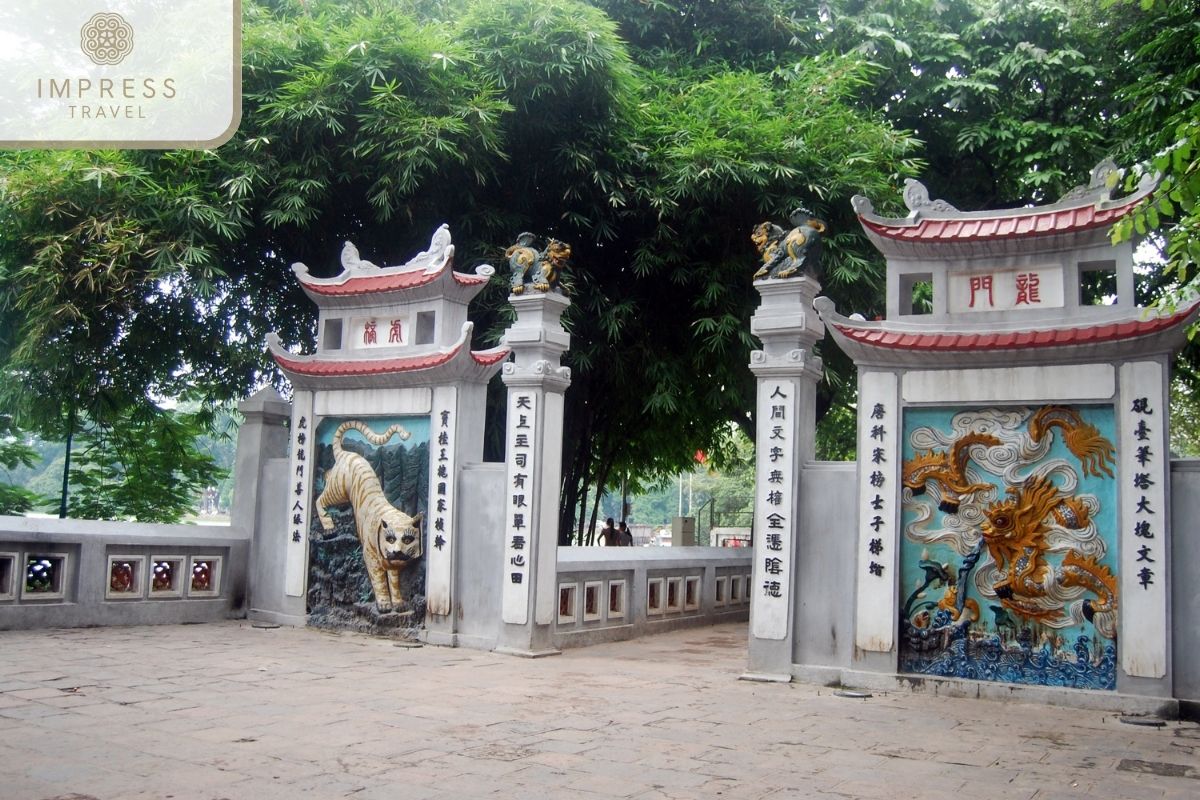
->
[350, 314, 408, 348]
[1119, 360, 1168, 678]
[751, 378, 796, 640]
[313, 387, 431, 416]
[0, 517, 248, 629]
[534, 392, 565, 626]
[284, 391, 315, 598]
[794, 463, 857, 669]
[903, 364, 1114, 404]
[947, 264, 1065, 313]
[425, 386, 457, 618]
[854, 371, 898, 653]
[502, 391, 537, 625]
[1170, 460, 1200, 701]
[451, 464, 505, 649]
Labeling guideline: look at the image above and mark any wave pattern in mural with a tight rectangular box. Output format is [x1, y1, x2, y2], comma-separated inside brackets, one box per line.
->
[308, 416, 429, 635]
[899, 406, 1118, 690]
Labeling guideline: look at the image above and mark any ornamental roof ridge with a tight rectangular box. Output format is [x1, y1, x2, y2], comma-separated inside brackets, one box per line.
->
[290, 224, 477, 288]
[851, 161, 1158, 229]
[289, 226, 496, 303]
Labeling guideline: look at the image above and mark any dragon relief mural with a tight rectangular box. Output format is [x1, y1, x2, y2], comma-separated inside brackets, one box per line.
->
[899, 405, 1118, 689]
[307, 416, 430, 635]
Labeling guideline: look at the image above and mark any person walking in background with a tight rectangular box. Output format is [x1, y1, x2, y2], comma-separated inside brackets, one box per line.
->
[619, 521, 634, 546]
[600, 518, 619, 546]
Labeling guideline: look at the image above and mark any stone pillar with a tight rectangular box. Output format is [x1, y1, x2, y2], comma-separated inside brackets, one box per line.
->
[744, 277, 824, 680]
[496, 291, 571, 657]
[233, 387, 304, 625]
[282, 389, 315, 600]
[1118, 358, 1171, 691]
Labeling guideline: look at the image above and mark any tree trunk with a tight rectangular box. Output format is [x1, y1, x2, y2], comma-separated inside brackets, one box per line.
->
[587, 453, 617, 547]
[588, 488, 603, 545]
[559, 470, 580, 546]
[58, 404, 76, 519]
[558, 399, 594, 545]
[578, 483, 590, 545]
[621, 471, 629, 522]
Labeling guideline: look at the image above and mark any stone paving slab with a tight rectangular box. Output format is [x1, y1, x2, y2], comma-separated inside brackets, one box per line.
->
[0, 621, 1197, 799]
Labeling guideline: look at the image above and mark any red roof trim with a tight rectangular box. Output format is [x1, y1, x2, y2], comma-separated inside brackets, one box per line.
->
[274, 345, 458, 377]
[273, 342, 511, 377]
[832, 307, 1195, 353]
[452, 271, 490, 287]
[298, 265, 489, 297]
[472, 348, 511, 367]
[860, 194, 1142, 243]
[298, 269, 441, 296]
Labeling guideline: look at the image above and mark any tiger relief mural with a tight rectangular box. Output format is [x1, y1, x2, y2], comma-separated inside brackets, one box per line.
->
[899, 405, 1118, 690]
[308, 416, 429, 634]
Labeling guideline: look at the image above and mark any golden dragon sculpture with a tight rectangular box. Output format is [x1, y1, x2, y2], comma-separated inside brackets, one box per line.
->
[902, 432, 1001, 512]
[1028, 405, 1115, 479]
[979, 475, 1117, 628]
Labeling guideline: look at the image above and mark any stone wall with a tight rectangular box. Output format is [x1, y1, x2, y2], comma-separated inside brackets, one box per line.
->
[439, 463, 753, 650]
[1170, 459, 1200, 713]
[0, 516, 247, 629]
[554, 547, 752, 648]
[793, 462, 857, 670]
[436, 463, 505, 649]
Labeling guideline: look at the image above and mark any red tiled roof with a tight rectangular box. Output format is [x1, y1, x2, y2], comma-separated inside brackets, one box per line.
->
[299, 268, 488, 297]
[451, 271, 490, 287]
[831, 306, 1196, 353]
[274, 348, 454, 376]
[859, 195, 1142, 243]
[471, 348, 511, 367]
[272, 343, 509, 377]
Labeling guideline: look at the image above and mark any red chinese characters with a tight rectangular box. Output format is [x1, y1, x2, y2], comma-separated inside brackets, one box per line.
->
[969, 275, 994, 308]
[1015, 272, 1041, 305]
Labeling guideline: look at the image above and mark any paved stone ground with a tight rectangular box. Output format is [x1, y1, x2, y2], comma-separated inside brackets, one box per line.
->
[0, 621, 1197, 800]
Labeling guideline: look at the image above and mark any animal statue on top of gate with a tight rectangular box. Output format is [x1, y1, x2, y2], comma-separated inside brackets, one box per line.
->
[507, 232, 571, 295]
[752, 207, 826, 281]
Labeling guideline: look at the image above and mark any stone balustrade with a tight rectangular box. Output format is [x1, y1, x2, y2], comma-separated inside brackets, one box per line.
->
[553, 547, 752, 648]
[0, 516, 247, 630]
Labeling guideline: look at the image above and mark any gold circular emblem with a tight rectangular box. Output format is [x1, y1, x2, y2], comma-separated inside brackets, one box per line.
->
[80, 12, 134, 66]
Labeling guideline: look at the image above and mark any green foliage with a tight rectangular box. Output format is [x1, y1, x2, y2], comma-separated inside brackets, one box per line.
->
[67, 407, 226, 523]
[594, 0, 816, 68]
[1169, 366, 1200, 457]
[0, 415, 47, 515]
[815, 401, 857, 461]
[0, 150, 240, 445]
[548, 49, 918, 540]
[0, 1, 921, 537]
[1106, 0, 1200, 306]
[818, 0, 1124, 207]
[188, 403, 241, 513]
[10, 0, 1185, 536]
[624, 428, 757, 535]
